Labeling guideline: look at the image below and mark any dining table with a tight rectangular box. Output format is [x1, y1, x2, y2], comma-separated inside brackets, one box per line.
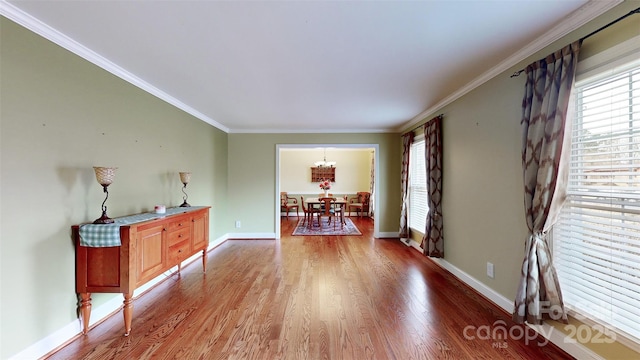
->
[304, 197, 348, 228]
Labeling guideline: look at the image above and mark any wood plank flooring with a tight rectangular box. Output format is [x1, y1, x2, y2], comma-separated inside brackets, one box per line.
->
[47, 217, 572, 359]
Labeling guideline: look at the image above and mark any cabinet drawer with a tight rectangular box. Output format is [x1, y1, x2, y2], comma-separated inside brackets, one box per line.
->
[168, 239, 190, 264]
[168, 227, 190, 246]
[167, 216, 190, 231]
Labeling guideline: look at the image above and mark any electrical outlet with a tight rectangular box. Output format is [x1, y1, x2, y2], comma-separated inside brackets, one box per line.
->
[487, 262, 495, 279]
[235, 220, 241, 228]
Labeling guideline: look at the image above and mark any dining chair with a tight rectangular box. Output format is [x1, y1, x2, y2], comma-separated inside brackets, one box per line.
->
[332, 196, 346, 228]
[280, 192, 299, 219]
[319, 197, 338, 229]
[300, 196, 320, 228]
[348, 192, 370, 218]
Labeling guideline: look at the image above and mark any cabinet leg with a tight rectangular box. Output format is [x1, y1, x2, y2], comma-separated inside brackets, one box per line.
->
[122, 293, 133, 336]
[79, 293, 92, 335]
[202, 249, 207, 272]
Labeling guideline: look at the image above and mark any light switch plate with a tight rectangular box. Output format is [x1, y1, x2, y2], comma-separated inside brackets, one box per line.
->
[487, 262, 495, 278]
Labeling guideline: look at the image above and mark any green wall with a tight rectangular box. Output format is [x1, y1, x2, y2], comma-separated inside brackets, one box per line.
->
[228, 133, 401, 234]
[407, 1, 640, 302]
[0, 17, 228, 358]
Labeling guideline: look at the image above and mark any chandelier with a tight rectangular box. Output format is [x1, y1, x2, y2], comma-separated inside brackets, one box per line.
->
[314, 148, 336, 168]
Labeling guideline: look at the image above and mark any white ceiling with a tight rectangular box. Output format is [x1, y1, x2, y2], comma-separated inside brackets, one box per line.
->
[2, 0, 620, 133]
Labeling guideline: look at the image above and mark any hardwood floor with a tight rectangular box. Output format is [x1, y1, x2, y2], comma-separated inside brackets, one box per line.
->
[47, 217, 571, 359]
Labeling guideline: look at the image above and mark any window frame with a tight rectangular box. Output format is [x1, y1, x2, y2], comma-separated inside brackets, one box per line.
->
[552, 34, 640, 351]
[408, 135, 428, 234]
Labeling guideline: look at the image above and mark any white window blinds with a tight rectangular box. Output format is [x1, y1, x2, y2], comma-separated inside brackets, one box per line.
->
[409, 139, 428, 233]
[553, 60, 640, 342]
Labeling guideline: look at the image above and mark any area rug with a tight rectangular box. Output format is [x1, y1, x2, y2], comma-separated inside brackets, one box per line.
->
[292, 217, 362, 236]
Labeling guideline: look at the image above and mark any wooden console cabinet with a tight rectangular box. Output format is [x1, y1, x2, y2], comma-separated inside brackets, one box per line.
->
[72, 206, 210, 336]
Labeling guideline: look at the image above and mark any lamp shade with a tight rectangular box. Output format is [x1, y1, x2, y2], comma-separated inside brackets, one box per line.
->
[93, 167, 117, 186]
[179, 172, 192, 184]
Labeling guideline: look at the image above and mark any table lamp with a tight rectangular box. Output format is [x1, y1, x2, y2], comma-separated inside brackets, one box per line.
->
[179, 172, 191, 207]
[93, 166, 117, 224]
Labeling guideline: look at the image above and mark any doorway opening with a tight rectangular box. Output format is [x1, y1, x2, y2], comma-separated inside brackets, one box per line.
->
[275, 144, 379, 239]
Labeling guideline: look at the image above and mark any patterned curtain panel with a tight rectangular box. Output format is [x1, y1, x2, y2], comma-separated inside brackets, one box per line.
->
[421, 116, 444, 257]
[399, 132, 414, 239]
[513, 41, 581, 325]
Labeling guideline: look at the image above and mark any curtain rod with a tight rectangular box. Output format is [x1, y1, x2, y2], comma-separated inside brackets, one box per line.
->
[510, 7, 640, 78]
[407, 114, 443, 134]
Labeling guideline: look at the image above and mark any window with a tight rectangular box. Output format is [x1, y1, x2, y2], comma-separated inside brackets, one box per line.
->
[553, 56, 640, 343]
[409, 137, 428, 233]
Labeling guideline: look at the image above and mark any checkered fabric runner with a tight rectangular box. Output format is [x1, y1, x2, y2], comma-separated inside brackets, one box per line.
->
[79, 206, 207, 247]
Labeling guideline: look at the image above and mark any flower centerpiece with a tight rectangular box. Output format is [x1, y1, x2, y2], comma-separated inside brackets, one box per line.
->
[319, 179, 331, 197]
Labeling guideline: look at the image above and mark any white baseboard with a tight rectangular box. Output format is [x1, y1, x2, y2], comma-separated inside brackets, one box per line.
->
[226, 232, 276, 239]
[377, 232, 400, 239]
[9, 318, 83, 360]
[429, 257, 514, 312]
[208, 235, 227, 249]
[404, 238, 602, 359]
[283, 212, 368, 218]
[280, 211, 301, 218]
[9, 237, 228, 360]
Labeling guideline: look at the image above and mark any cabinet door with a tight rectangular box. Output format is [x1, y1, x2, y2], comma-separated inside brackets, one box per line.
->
[192, 210, 208, 250]
[136, 224, 165, 285]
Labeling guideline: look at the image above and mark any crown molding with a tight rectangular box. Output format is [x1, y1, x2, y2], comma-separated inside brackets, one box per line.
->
[398, 0, 623, 133]
[0, 0, 230, 133]
[229, 127, 394, 134]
